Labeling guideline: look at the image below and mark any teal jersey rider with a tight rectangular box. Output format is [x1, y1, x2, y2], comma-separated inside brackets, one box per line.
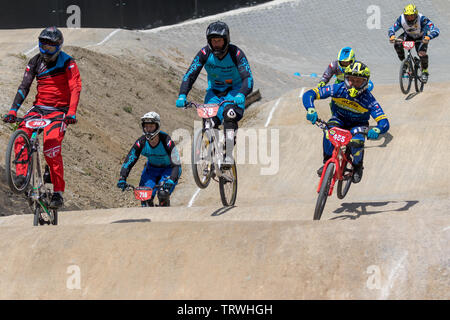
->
[117, 112, 181, 207]
[176, 20, 254, 167]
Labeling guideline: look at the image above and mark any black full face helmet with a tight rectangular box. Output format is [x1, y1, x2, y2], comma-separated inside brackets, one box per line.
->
[38, 26, 64, 63]
[206, 21, 230, 58]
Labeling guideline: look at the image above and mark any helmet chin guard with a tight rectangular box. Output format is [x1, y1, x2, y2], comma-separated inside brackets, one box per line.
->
[141, 112, 161, 140]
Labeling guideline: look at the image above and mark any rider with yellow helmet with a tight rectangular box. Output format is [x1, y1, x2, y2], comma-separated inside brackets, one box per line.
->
[388, 4, 440, 83]
[303, 61, 390, 184]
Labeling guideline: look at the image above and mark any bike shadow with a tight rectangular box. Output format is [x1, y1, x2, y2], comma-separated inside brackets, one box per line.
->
[364, 131, 394, 149]
[406, 92, 421, 100]
[211, 206, 236, 217]
[330, 200, 419, 220]
[112, 218, 151, 224]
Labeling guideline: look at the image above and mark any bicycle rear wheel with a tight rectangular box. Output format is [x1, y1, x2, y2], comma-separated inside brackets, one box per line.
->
[5, 130, 33, 194]
[219, 164, 237, 206]
[192, 129, 213, 189]
[314, 163, 335, 220]
[399, 58, 412, 94]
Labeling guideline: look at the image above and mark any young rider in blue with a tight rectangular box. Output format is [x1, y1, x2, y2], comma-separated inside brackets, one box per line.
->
[117, 112, 181, 207]
[176, 21, 253, 167]
[302, 61, 390, 183]
[388, 3, 440, 83]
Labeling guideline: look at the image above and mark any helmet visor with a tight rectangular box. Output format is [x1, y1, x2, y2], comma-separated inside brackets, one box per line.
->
[39, 41, 59, 54]
[339, 60, 352, 68]
[346, 75, 368, 90]
[405, 14, 417, 24]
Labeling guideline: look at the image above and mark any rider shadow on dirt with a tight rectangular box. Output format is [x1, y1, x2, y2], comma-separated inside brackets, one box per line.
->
[364, 131, 394, 149]
[330, 200, 419, 220]
[211, 206, 236, 217]
[112, 218, 151, 224]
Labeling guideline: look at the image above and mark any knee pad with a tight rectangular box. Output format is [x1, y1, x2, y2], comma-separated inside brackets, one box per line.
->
[223, 105, 243, 128]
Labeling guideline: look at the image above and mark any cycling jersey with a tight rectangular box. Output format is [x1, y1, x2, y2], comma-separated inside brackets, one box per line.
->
[388, 14, 440, 40]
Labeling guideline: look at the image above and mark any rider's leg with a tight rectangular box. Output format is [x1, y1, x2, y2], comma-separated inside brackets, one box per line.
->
[221, 103, 244, 166]
[417, 42, 429, 82]
[43, 114, 66, 208]
[394, 33, 406, 61]
[139, 163, 159, 207]
[349, 132, 365, 183]
[156, 167, 180, 207]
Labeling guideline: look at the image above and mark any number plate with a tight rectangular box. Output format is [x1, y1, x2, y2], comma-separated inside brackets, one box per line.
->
[134, 187, 153, 201]
[403, 41, 415, 50]
[25, 118, 51, 129]
[197, 105, 220, 119]
[328, 127, 353, 147]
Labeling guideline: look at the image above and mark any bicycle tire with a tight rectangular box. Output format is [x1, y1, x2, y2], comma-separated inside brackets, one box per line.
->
[191, 129, 213, 189]
[399, 58, 412, 94]
[413, 60, 425, 93]
[314, 162, 335, 220]
[33, 205, 46, 226]
[337, 154, 353, 199]
[51, 210, 58, 225]
[219, 164, 238, 206]
[5, 130, 33, 194]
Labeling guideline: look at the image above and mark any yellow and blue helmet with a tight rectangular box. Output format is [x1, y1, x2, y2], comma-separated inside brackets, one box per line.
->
[403, 4, 419, 26]
[344, 61, 371, 98]
[337, 47, 355, 72]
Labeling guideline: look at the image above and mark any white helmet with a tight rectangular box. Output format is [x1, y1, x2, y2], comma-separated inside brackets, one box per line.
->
[141, 112, 160, 140]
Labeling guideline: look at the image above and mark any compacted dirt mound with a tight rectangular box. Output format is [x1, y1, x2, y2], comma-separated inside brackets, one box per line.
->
[0, 45, 203, 214]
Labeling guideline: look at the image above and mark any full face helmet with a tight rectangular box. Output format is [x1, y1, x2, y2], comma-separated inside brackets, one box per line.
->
[403, 4, 419, 26]
[206, 21, 230, 58]
[337, 47, 356, 72]
[38, 26, 64, 63]
[141, 112, 161, 140]
[344, 61, 371, 98]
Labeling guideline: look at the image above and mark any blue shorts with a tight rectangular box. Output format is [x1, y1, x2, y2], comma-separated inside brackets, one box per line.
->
[139, 164, 180, 198]
[204, 89, 244, 122]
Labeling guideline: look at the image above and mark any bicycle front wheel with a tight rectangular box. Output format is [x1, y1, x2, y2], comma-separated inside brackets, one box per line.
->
[399, 58, 412, 94]
[219, 164, 238, 206]
[337, 156, 353, 200]
[5, 130, 33, 194]
[314, 163, 335, 220]
[192, 129, 213, 189]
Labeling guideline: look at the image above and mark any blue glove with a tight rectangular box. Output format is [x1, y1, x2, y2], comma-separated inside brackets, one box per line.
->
[117, 178, 127, 191]
[233, 93, 245, 105]
[163, 179, 174, 190]
[176, 94, 187, 108]
[306, 108, 318, 124]
[367, 128, 380, 140]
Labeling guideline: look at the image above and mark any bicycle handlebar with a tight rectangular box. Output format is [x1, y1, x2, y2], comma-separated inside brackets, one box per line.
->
[393, 37, 423, 43]
[184, 100, 235, 109]
[314, 118, 369, 136]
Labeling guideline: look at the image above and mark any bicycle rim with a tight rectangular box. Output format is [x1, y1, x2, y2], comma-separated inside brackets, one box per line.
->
[5, 130, 33, 194]
[314, 163, 335, 220]
[399, 58, 412, 94]
[219, 164, 237, 206]
[192, 129, 213, 189]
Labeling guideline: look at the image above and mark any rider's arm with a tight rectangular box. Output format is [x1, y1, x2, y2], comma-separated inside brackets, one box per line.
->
[319, 61, 338, 84]
[421, 16, 440, 39]
[119, 137, 145, 179]
[11, 55, 38, 115]
[233, 47, 254, 96]
[368, 100, 390, 134]
[65, 59, 82, 116]
[179, 47, 208, 96]
[388, 16, 402, 37]
[162, 134, 182, 182]
[302, 84, 335, 111]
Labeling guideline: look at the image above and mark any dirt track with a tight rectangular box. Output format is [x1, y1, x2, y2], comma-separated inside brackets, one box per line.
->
[0, 0, 449, 299]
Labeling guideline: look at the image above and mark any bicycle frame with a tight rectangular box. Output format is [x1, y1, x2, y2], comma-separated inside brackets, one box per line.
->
[188, 100, 234, 180]
[315, 119, 367, 196]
